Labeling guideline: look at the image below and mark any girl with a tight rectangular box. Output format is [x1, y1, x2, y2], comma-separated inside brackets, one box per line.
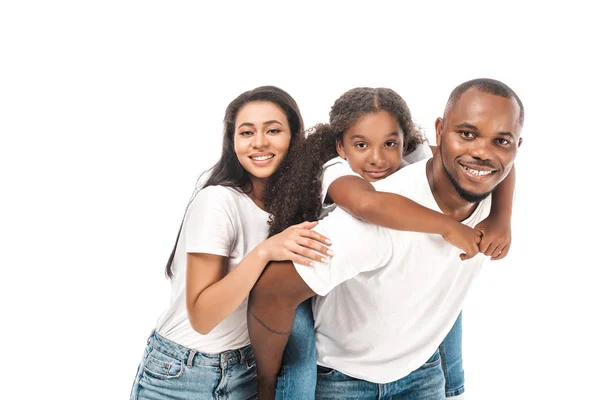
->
[129, 86, 332, 400]
[262, 87, 515, 399]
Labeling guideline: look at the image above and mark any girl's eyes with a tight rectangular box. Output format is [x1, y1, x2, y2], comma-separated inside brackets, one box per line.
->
[267, 129, 281, 134]
[239, 131, 253, 136]
[354, 142, 399, 149]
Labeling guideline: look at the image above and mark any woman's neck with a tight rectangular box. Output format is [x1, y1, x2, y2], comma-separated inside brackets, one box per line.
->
[247, 176, 267, 210]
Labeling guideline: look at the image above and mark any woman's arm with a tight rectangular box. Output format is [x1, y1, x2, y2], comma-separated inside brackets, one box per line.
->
[328, 176, 481, 259]
[186, 221, 331, 334]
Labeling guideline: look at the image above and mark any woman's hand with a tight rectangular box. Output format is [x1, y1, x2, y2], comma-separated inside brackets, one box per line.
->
[258, 221, 333, 266]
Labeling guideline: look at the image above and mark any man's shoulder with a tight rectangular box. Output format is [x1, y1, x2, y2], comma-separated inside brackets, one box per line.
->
[373, 159, 430, 196]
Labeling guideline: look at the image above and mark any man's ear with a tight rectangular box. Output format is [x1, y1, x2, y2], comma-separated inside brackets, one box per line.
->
[434, 117, 444, 146]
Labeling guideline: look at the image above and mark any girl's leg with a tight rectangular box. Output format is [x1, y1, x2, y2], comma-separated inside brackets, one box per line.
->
[438, 312, 465, 398]
[276, 299, 317, 400]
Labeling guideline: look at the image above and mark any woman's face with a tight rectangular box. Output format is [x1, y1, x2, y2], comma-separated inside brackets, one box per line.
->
[233, 101, 292, 182]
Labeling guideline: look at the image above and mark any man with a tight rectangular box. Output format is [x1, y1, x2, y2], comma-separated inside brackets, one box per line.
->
[248, 78, 524, 399]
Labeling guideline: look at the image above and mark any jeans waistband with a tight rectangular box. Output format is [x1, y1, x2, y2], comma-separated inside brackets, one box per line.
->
[147, 330, 252, 368]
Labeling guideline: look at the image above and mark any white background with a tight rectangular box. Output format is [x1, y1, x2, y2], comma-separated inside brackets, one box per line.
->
[1, 1, 598, 399]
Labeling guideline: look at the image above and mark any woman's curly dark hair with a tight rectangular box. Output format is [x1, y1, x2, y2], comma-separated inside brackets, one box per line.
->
[265, 87, 426, 236]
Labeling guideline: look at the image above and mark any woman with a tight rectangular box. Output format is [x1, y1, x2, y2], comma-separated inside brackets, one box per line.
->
[129, 86, 331, 400]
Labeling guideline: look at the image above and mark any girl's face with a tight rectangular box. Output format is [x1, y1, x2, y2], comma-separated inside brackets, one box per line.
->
[233, 101, 292, 182]
[336, 111, 404, 182]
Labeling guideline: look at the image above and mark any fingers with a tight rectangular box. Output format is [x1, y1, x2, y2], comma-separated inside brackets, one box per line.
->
[460, 246, 478, 260]
[484, 244, 500, 257]
[298, 228, 332, 246]
[286, 242, 329, 265]
[288, 252, 316, 267]
[478, 234, 491, 254]
[294, 221, 319, 229]
[296, 237, 333, 258]
[491, 245, 509, 261]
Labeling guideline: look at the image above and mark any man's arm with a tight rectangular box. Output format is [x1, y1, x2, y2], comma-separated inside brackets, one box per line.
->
[248, 261, 316, 400]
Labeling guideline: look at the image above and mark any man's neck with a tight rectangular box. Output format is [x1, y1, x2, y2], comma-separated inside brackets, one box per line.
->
[426, 157, 479, 222]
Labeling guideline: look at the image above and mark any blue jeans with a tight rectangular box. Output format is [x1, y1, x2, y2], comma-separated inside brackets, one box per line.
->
[275, 305, 464, 399]
[276, 299, 317, 399]
[315, 349, 445, 399]
[439, 312, 465, 398]
[130, 331, 257, 399]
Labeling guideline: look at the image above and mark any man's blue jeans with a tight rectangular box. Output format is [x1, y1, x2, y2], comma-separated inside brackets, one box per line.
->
[315, 349, 446, 399]
[277, 304, 464, 399]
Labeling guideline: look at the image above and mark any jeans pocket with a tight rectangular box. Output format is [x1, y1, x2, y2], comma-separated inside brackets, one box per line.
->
[422, 349, 441, 368]
[316, 365, 336, 377]
[143, 347, 184, 379]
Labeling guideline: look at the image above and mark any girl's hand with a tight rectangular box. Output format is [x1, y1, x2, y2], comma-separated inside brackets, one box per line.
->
[442, 221, 483, 261]
[259, 221, 333, 266]
[474, 215, 512, 260]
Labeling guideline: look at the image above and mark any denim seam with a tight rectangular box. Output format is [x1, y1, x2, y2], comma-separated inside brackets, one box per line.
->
[132, 382, 140, 400]
[148, 356, 171, 369]
[446, 385, 465, 397]
[439, 342, 451, 393]
[281, 365, 289, 399]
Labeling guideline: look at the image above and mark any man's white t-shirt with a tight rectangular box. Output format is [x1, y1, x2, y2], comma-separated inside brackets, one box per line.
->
[295, 158, 491, 383]
[155, 185, 269, 354]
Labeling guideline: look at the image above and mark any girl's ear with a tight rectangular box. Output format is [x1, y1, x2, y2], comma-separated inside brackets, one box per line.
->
[336, 139, 347, 159]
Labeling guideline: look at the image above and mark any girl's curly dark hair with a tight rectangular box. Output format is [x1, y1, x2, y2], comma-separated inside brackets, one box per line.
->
[264, 87, 426, 236]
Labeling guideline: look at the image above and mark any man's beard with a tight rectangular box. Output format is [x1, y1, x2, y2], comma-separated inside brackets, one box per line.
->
[439, 143, 494, 204]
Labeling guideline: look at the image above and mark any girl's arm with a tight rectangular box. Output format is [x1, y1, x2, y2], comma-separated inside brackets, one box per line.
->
[474, 165, 516, 260]
[186, 221, 331, 334]
[328, 176, 481, 259]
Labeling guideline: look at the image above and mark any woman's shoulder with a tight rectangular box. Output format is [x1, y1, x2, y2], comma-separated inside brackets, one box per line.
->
[191, 185, 246, 210]
[199, 184, 243, 198]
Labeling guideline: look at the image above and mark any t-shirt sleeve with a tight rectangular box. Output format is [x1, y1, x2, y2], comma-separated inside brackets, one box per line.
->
[184, 186, 236, 257]
[294, 208, 393, 296]
[401, 143, 433, 167]
[321, 157, 362, 203]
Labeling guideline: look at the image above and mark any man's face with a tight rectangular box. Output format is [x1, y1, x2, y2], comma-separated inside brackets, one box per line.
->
[436, 88, 522, 203]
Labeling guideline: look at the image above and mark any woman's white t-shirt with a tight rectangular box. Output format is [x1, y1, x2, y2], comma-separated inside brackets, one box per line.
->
[155, 185, 270, 354]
